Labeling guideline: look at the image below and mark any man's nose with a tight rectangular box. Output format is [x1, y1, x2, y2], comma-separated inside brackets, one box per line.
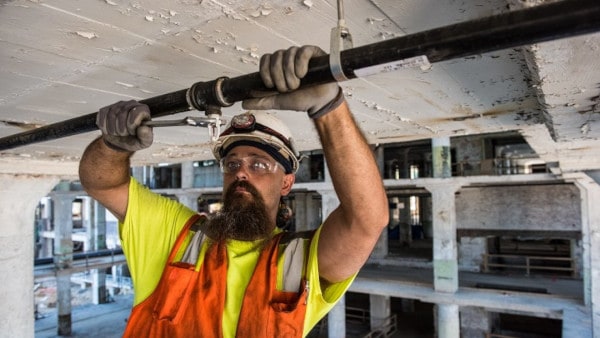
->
[234, 163, 250, 180]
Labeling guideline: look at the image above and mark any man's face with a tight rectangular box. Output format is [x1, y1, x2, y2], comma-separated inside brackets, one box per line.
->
[208, 145, 295, 241]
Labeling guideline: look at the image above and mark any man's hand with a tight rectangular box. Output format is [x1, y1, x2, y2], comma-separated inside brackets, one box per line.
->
[96, 100, 153, 152]
[242, 45, 343, 119]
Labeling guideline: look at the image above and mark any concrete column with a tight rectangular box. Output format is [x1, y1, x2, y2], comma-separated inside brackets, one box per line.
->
[52, 192, 76, 336]
[93, 201, 107, 251]
[565, 173, 600, 335]
[369, 294, 391, 330]
[317, 188, 345, 337]
[460, 306, 490, 338]
[131, 166, 144, 184]
[425, 182, 461, 338]
[81, 196, 93, 252]
[328, 295, 346, 338]
[425, 184, 460, 292]
[372, 223, 388, 259]
[375, 145, 385, 177]
[293, 192, 310, 231]
[318, 189, 339, 222]
[0, 174, 58, 338]
[176, 191, 201, 211]
[92, 200, 108, 304]
[307, 193, 321, 229]
[181, 161, 195, 188]
[432, 137, 452, 178]
[91, 270, 108, 305]
[437, 304, 460, 338]
[39, 196, 54, 257]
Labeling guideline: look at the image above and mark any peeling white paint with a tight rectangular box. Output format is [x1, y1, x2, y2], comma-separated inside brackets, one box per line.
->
[581, 122, 590, 135]
[115, 81, 135, 88]
[1, 0, 600, 173]
[74, 31, 97, 39]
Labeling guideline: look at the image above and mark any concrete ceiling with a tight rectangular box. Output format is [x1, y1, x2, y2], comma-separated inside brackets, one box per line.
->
[1, 0, 599, 175]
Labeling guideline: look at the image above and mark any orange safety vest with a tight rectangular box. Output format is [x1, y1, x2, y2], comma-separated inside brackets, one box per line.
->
[123, 214, 314, 337]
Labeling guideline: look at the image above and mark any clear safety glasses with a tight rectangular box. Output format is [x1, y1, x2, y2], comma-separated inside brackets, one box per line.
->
[220, 156, 283, 175]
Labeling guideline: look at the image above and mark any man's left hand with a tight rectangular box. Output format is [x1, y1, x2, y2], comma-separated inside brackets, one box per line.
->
[242, 45, 342, 118]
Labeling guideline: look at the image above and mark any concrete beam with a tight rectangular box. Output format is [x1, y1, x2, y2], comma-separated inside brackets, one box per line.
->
[350, 277, 582, 320]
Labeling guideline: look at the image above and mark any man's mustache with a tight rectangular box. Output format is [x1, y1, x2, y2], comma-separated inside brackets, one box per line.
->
[226, 180, 260, 198]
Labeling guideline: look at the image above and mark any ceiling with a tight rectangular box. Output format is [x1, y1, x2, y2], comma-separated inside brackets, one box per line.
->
[1, 0, 599, 176]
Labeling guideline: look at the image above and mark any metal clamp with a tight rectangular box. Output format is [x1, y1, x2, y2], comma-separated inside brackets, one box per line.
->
[329, 0, 353, 82]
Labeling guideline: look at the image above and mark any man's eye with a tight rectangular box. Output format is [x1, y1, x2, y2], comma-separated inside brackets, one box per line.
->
[226, 161, 241, 170]
[252, 160, 270, 171]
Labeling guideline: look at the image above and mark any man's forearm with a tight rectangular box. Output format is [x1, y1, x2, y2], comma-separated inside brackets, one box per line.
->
[314, 101, 388, 223]
[79, 137, 132, 220]
[313, 100, 389, 282]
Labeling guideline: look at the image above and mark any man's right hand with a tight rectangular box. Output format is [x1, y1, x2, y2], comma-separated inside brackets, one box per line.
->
[96, 100, 153, 152]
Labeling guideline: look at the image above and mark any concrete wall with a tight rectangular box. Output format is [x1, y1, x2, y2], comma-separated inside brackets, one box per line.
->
[456, 184, 580, 231]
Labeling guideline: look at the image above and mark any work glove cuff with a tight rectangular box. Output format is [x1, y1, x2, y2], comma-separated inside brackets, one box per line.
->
[307, 86, 345, 119]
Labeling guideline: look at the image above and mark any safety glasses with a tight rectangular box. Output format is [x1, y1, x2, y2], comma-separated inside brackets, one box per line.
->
[220, 155, 283, 175]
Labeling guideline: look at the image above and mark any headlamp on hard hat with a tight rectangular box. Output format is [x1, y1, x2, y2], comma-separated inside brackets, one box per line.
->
[212, 111, 300, 174]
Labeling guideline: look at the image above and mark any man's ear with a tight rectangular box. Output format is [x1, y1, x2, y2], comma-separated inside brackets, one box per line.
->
[280, 174, 295, 196]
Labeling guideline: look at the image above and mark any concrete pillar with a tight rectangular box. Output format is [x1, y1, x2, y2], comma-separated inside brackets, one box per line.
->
[317, 188, 346, 337]
[328, 295, 346, 338]
[52, 192, 76, 336]
[0, 174, 58, 338]
[92, 200, 108, 304]
[293, 192, 310, 231]
[369, 294, 391, 330]
[181, 161, 195, 188]
[425, 182, 461, 338]
[81, 196, 93, 252]
[131, 166, 144, 184]
[91, 269, 108, 305]
[460, 306, 490, 338]
[375, 145, 385, 177]
[318, 189, 339, 222]
[432, 137, 452, 178]
[426, 184, 460, 292]
[39, 196, 54, 257]
[176, 191, 201, 211]
[307, 193, 321, 229]
[93, 201, 107, 251]
[565, 173, 600, 335]
[437, 304, 460, 338]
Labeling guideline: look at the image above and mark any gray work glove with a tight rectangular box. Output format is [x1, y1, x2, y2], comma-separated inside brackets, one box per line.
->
[96, 100, 153, 152]
[242, 45, 344, 119]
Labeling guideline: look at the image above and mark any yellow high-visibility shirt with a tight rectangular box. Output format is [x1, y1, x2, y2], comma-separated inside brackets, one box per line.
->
[121, 178, 355, 337]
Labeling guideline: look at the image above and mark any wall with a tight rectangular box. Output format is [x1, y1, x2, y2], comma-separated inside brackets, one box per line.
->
[456, 184, 580, 231]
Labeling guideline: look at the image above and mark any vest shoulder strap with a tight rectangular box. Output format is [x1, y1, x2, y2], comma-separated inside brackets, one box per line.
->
[180, 215, 208, 265]
[280, 230, 316, 292]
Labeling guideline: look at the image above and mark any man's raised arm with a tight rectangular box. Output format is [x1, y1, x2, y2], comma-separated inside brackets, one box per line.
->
[79, 100, 153, 222]
[242, 45, 389, 284]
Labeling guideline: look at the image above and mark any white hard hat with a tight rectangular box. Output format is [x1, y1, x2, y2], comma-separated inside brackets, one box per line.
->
[213, 111, 300, 173]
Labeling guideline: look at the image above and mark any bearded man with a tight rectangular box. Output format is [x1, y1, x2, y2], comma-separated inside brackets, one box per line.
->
[79, 45, 388, 337]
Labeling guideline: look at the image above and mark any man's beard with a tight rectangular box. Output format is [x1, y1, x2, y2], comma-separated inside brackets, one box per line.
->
[206, 180, 272, 242]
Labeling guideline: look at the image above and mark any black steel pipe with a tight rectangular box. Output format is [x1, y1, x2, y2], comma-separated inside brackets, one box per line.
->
[1, 0, 599, 151]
